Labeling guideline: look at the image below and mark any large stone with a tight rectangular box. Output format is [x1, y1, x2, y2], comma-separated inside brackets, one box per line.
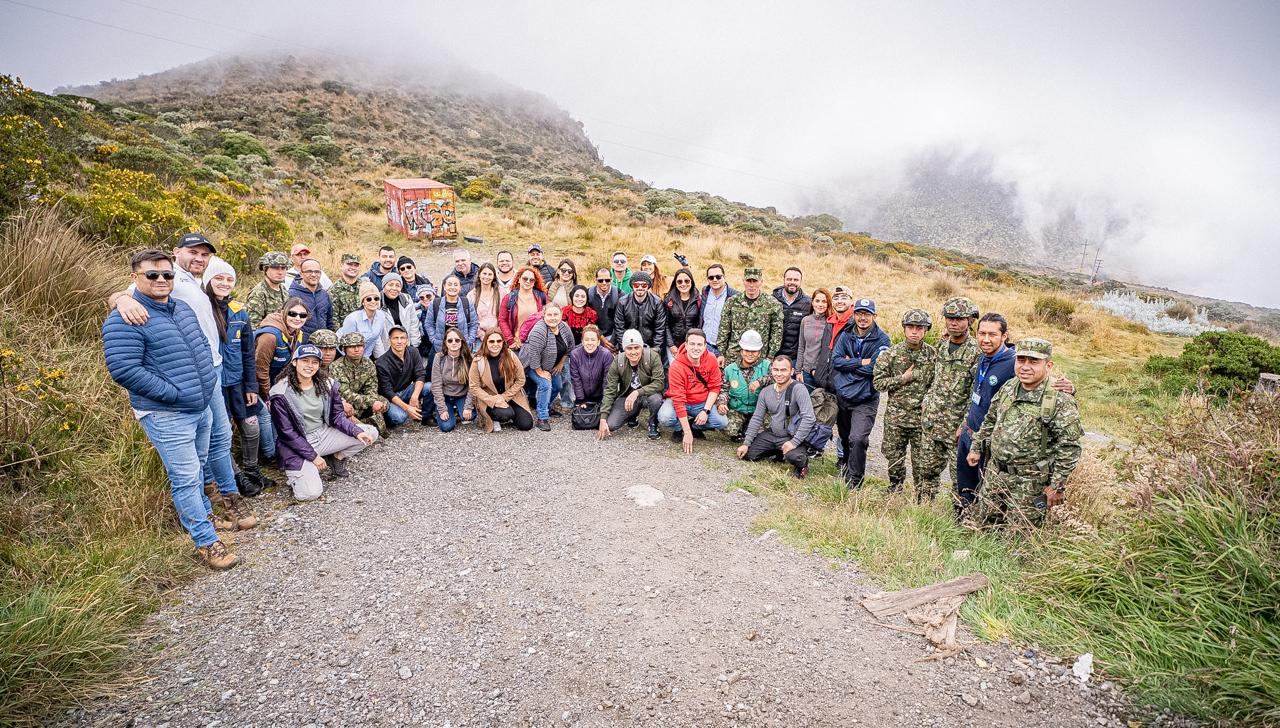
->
[626, 484, 665, 507]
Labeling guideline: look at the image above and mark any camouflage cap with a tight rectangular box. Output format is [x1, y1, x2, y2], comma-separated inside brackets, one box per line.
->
[1015, 337, 1053, 360]
[340, 253, 360, 264]
[339, 331, 366, 349]
[743, 267, 763, 281]
[941, 296, 978, 319]
[308, 329, 338, 348]
[902, 308, 933, 328]
[258, 251, 288, 270]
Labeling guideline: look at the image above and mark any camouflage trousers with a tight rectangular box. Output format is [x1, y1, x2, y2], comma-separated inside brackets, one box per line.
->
[353, 406, 389, 439]
[881, 423, 926, 493]
[968, 467, 1049, 529]
[913, 437, 957, 501]
[724, 409, 753, 439]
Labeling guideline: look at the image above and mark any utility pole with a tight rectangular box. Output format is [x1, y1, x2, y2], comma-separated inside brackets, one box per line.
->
[1078, 239, 1090, 276]
[1089, 247, 1103, 285]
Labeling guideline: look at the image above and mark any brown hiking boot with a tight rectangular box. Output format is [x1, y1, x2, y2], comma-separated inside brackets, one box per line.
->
[204, 481, 224, 506]
[195, 540, 239, 570]
[221, 492, 259, 530]
[208, 511, 235, 531]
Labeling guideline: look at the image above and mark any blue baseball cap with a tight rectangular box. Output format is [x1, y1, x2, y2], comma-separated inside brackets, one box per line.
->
[853, 298, 876, 314]
[293, 343, 322, 361]
[176, 232, 217, 252]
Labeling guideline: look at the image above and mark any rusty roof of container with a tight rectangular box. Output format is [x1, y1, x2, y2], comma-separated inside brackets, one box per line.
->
[384, 178, 453, 190]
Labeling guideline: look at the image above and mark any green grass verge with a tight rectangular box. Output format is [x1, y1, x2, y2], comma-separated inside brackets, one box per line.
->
[733, 452, 1279, 724]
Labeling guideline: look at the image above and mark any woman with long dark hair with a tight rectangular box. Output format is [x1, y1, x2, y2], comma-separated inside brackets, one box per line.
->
[547, 258, 579, 308]
[254, 295, 309, 400]
[664, 267, 702, 360]
[268, 344, 377, 501]
[469, 328, 535, 432]
[467, 262, 502, 339]
[432, 325, 475, 432]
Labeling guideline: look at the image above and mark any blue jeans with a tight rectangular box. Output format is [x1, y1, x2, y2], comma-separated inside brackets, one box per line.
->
[559, 358, 574, 407]
[657, 399, 729, 431]
[802, 371, 817, 389]
[139, 409, 218, 548]
[525, 366, 562, 421]
[257, 403, 277, 459]
[436, 394, 473, 432]
[386, 382, 428, 425]
[205, 367, 239, 496]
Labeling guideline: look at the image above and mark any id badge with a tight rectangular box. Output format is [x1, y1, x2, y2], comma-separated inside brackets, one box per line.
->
[971, 391, 982, 404]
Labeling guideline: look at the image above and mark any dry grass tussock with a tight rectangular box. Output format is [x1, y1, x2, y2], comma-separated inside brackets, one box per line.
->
[1, 207, 196, 726]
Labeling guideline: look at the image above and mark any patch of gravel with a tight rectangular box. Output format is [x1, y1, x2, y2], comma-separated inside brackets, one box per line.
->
[58, 418, 1159, 727]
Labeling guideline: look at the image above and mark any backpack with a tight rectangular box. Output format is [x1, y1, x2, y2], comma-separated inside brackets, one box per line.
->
[781, 382, 833, 456]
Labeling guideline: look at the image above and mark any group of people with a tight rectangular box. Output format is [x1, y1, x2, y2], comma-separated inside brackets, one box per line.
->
[103, 235, 1084, 570]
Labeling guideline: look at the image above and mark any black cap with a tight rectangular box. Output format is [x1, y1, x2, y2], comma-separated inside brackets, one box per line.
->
[176, 232, 217, 253]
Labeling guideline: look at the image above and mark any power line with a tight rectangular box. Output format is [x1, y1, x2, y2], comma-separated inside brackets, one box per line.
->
[109, 0, 348, 60]
[594, 137, 822, 193]
[0, 0, 223, 54]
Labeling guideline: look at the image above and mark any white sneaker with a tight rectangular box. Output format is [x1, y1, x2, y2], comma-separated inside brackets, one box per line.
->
[492, 421, 502, 432]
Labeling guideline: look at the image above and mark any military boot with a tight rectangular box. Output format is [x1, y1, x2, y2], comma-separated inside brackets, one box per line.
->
[194, 540, 239, 570]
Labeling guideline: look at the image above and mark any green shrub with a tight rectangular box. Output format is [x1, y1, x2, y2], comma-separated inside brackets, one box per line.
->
[62, 167, 192, 247]
[320, 80, 346, 95]
[1146, 331, 1280, 398]
[200, 154, 244, 178]
[695, 206, 727, 226]
[435, 160, 481, 188]
[219, 131, 270, 164]
[547, 176, 586, 194]
[1032, 295, 1077, 327]
[106, 145, 189, 182]
[301, 123, 330, 140]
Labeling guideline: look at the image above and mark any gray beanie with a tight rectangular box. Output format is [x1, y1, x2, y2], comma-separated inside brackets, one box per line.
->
[631, 271, 653, 287]
[381, 272, 404, 290]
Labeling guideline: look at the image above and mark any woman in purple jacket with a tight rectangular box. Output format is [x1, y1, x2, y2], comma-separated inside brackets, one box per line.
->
[269, 344, 378, 501]
[569, 324, 614, 405]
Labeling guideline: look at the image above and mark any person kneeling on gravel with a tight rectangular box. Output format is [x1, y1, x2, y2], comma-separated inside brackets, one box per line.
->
[597, 328, 665, 441]
[269, 344, 378, 501]
[737, 355, 815, 479]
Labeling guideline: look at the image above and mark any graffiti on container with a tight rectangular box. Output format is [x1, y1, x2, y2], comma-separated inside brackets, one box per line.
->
[404, 198, 457, 239]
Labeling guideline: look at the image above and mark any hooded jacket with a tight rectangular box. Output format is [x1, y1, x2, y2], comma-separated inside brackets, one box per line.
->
[287, 278, 332, 336]
[600, 345, 665, 413]
[363, 261, 396, 290]
[103, 291, 217, 414]
[254, 311, 304, 399]
[518, 320, 575, 372]
[612, 292, 667, 351]
[771, 285, 813, 359]
[568, 344, 614, 403]
[268, 377, 365, 472]
[665, 343, 723, 419]
[830, 322, 891, 405]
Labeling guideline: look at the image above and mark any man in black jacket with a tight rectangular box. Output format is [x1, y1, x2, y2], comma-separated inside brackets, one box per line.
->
[375, 326, 428, 427]
[612, 272, 666, 351]
[588, 267, 620, 340]
[772, 266, 812, 362]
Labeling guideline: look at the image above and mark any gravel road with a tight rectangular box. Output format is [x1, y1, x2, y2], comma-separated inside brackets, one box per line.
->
[60, 420, 1139, 728]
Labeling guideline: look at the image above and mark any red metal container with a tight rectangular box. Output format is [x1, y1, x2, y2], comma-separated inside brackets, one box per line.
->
[384, 178, 458, 240]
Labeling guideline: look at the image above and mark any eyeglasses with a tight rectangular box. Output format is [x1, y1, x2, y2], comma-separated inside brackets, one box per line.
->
[142, 270, 175, 280]
[612, 259, 626, 264]
[398, 265, 413, 270]
[707, 274, 724, 280]
[559, 268, 572, 273]
[520, 276, 535, 282]
[363, 296, 379, 302]
[287, 311, 309, 319]
[302, 268, 321, 274]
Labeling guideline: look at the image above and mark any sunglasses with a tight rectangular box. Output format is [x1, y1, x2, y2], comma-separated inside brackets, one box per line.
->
[287, 311, 309, 319]
[707, 274, 724, 280]
[363, 296, 379, 302]
[398, 265, 413, 270]
[520, 276, 535, 282]
[596, 278, 610, 283]
[613, 259, 626, 264]
[142, 270, 175, 280]
[633, 283, 650, 289]
[560, 268, 572, 273]
[445, 338, 462, 344]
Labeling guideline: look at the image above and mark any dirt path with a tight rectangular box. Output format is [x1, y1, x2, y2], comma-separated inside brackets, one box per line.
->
[63, 423, 1128, 727]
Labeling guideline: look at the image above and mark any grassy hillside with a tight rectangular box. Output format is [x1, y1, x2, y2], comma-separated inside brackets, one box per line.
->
[2, 59, 1277, 725]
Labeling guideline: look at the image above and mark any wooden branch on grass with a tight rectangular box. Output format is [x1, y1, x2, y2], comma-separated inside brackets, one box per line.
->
[860, 573, 990, 619]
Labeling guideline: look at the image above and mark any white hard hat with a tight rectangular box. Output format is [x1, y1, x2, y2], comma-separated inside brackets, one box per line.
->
[739, 329, 764, 352]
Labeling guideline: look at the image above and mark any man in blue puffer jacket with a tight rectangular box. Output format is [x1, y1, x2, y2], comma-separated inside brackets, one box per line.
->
[103, 249, 238, 570]
[830, 297, 892, 489]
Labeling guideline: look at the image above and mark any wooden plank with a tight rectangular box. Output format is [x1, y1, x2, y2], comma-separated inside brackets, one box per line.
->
[860, 573, 990, 619]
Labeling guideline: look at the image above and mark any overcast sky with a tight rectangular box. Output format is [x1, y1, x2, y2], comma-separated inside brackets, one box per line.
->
[3, 0, 1278, 306]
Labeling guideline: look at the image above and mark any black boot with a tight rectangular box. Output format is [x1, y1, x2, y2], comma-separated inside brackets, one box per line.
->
[241, 465, 271, 496]
[647, 418, 659, 440]
[331, 456, 349, 478]
[235, 469, 263, 498]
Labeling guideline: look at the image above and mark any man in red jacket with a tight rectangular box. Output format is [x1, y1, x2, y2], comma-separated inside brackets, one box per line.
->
[657, 328, 727, 453]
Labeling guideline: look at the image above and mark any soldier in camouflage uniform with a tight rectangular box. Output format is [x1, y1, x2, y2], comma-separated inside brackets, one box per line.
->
[329, 332, 390, 438]
[329, 253, 364, 325]
[872, 309, 938, 494]
[717, 267, 784, 363]
[309, 328, 339, 368]
[965, 338, 1083, 528]
[246, 251, 289, 330]
[916, 297, 981, 501]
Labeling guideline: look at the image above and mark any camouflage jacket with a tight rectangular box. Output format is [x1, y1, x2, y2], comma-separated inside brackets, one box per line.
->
[329, 278, 361, 325]
[921, 336, 980, 441]
[970, 377, 1083, 491]
[329, 355, 387, 412]
[245, 281, 287, 331]
[872, 341, 937, 428]
[717, 293, 784, 361]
